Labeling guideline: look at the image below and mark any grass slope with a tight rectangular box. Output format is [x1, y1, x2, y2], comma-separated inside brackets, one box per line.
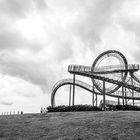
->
[0, 111, 140, 140]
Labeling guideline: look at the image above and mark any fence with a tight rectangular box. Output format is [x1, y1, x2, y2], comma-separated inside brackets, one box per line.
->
[1, 111, 23, 116]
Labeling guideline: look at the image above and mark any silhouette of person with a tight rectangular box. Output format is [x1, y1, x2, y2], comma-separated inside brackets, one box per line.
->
[41, 107, 43, 113]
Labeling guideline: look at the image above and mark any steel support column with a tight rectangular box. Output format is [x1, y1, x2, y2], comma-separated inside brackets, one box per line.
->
[118, 97, 120, 105]
[121, 72, 125, 106]
[96, 93, 97, 106]
[72, 74, 75, 106]
[133, 96, 135, 106]
[69, 84, 72, 106]
[103, 80, 106, 110]
[122, 86, 124, 105]
[131, 75, 134, 106]
[125, 87, 127, 105]
[92, 84, 94, 106]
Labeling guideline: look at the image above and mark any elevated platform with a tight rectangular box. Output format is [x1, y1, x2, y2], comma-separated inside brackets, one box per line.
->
[68, 64, 139, 74]
[68, 64, 140, 93]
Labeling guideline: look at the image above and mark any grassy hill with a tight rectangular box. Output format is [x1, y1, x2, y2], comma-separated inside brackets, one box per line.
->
[0, 111, 140, 140]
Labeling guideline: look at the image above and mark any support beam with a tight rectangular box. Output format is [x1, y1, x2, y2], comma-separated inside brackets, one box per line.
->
[131, 75, 135, 106]
[69, 84, 72, 106]
[96, 93, 97, 107]
[103, 80, 106, 110]
[72, 74, 75, 106]
[92, 84, 94, 106]
[122, 86, 124, 105]
[118, 97, 120, 105]
[121, 72, 124, 106]
[133, 96, 135, 106]
[125, 87, 127, 105]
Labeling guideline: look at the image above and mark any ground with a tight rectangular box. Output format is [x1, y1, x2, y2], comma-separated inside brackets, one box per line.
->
[0, 111, 140, 140]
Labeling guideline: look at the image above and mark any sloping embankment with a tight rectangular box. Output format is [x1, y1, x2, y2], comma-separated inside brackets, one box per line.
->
[0, 111, 140, 140]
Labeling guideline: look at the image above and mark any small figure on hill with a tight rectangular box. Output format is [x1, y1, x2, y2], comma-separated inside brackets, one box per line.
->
[40, 107, 43, 113]
[21, 111, 23, 115]
[44, 108, 46, 113]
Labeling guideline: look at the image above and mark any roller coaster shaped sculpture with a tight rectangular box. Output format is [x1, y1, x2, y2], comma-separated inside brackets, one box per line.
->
[51, 50, 140, 109]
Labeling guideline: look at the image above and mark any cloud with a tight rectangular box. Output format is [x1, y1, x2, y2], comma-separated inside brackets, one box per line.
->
[69, 0, 123, 51]
[0, 101, 13, 106]
[0, 0, 127, 93]
[114, 0, 140, 62]
[0, 0, 75, 92]
[0, 74, 44, 112]
[0, 30, 27, 50]
[0, 54, 48, 91]
[0, 0, 47, 19]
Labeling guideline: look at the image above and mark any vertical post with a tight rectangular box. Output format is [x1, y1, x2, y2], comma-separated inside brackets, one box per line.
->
[125, 87, 127, 105]
[131, 75, 134, 106]
[121, 72, 124, 106]
[72, 74, 75, 106]
[92, 84, 94, 106]
[118, 97, 120, 105]
[103, 80, 106, 110]
[122, 86, 124, 105]
[96, 93, 98, 106]
[133, 94, 135, 106]
[69, 84, 72, 106]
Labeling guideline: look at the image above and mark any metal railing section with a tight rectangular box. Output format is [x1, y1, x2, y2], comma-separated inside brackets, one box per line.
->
[114, 90, 140, 98]
[52, 78, 93, 93]
[52, 78, 140, 99]
[68, 64, 139, 73]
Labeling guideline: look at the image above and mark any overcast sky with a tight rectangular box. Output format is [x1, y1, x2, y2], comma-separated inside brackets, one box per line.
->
[0, 0, 140, 113]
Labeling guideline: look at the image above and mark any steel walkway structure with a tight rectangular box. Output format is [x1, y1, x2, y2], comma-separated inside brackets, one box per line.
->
[51, 50, 140, 109]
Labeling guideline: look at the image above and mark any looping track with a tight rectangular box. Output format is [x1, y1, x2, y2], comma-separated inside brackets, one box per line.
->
[51, 50, 140, 107]
[91, 50, 128, 94]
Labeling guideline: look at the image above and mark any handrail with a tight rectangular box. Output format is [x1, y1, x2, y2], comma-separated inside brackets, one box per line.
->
[51, 78, 140, 107]
[69, 70, 140, 92]
[52, 78, 93, 93]
[68, 64, 139, 73]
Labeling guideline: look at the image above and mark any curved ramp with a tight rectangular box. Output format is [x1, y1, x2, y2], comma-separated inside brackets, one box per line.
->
[51, 79, 100, 107]
[51, 78, 140, 107]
